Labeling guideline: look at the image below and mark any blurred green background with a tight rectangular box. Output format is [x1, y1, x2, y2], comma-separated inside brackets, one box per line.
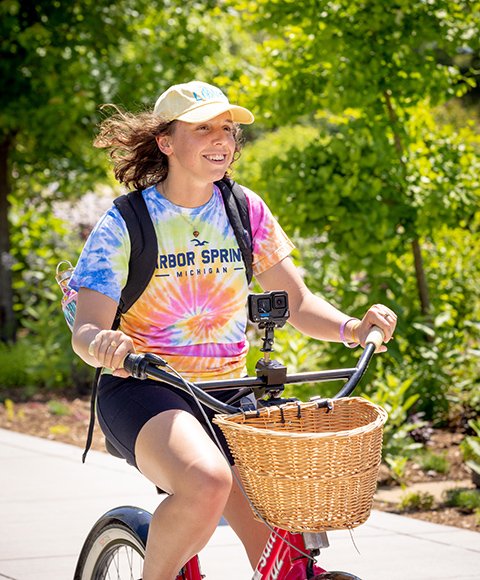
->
[1, 0, 479, 455]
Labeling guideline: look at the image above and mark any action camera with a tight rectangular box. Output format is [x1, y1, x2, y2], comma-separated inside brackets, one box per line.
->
[248, 291, 289, 327]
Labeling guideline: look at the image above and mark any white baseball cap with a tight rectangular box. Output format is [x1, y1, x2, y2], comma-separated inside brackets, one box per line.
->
[153, 81, 254, 124]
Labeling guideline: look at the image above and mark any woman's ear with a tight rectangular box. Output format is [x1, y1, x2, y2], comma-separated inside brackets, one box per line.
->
[156, 135, 172, 155]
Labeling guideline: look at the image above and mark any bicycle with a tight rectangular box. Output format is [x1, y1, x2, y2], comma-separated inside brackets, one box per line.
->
[74, 291, 386, 580]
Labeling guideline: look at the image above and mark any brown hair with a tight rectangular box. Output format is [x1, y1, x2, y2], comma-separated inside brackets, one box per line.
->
[94, 106, 244, 190]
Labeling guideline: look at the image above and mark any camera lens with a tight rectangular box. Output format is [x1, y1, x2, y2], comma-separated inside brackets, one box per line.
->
[273, 295, 286, 309]
[258, 298, 271, 313]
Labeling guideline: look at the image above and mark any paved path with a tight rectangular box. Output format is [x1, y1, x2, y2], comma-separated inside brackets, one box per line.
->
[0, 428, 479, 579]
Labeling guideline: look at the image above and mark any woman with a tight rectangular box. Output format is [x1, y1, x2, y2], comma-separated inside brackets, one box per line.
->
[71, 80, 397, 580]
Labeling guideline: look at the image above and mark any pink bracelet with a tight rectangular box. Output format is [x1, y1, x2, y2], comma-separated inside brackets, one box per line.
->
[340, 318, 360, 348]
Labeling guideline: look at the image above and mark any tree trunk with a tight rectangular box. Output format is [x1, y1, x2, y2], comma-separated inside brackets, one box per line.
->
[412, 238, 431, 317]
[383, 90, 432, 317]
[0, 135, 16, 342]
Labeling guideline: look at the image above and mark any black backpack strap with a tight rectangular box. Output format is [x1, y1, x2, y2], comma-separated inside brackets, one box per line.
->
[82, 190, 157, 462]
[112, 190, 158, 327]
[215, 178, 253, 284]
[82, 367, 102, 463]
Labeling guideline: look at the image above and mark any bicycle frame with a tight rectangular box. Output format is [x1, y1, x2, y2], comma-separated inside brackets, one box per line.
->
[253, 528, 328, 579]
[175, 528, 327, 580]
[175, 556, 203, 579]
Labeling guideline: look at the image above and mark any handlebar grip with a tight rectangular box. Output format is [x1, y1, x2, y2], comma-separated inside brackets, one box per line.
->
[122, 352, 143, 377]
[122, 353, 134, 372]
[123, 352, 168, 379]
[365, 325, 384, 351]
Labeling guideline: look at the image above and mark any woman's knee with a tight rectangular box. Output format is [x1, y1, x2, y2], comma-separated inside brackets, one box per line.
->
[177, 459, 233, 506]
[135, 410, 232, 505]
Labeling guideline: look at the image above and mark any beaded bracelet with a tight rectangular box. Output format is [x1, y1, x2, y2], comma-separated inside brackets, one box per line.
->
[340, 318, 360, 348]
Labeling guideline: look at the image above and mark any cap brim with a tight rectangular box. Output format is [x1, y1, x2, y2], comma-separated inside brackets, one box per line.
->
[176, 102, 254, 124]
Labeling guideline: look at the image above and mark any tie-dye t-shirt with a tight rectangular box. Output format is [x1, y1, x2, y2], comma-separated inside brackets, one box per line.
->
[70, 183, 294, 380]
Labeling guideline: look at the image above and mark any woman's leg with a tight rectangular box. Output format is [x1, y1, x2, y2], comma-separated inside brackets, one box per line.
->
[223, 466, 271, 568]
[134, 409, 232, 580]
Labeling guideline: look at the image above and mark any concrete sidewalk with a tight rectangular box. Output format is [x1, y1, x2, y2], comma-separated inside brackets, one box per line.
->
[0, 428, 479, 580]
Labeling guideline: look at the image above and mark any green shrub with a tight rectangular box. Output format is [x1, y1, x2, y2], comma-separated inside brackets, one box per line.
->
[237, 113, 480, 426]
[364, 369, 423, 465]
[10, 195, 81, 327]
[398, 491, 435, 512]
[0, 300, 93, 398]
[461, 419, 480, 480]
[385, 456, 409, 485]
[47, 400, 72, 417]
[416, 450, 450, 475]
[0, 342, 30, 393]
[444, 488, 480, 513]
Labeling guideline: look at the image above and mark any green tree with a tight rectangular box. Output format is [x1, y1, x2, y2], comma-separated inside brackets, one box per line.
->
[1, 0, 134, 339]
[230, 0, 479, 318]
[0, 0, 234, 341]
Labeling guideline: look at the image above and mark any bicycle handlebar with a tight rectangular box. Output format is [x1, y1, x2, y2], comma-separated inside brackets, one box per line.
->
[123, 326, 385, 415]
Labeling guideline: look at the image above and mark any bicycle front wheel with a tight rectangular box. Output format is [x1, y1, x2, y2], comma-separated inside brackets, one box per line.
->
[74, 507, 151, 580]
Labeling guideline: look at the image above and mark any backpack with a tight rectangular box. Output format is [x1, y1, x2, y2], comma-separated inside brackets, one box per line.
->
[111, 177, 253, 330]
[71, 177, 253, 461]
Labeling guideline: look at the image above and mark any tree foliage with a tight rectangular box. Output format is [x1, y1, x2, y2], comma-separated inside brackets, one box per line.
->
[230, 0, 480, 120]
[1, 0, 229, 197]
[232, 0, 480, 420]
[0, 0, 248, 340]
[230, 0, 480, 309]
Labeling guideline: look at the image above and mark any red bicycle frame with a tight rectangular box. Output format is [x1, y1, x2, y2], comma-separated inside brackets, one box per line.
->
[175, 555, 203, 579]
[175, 528, 327, 580]
[253, 528, 326, 579]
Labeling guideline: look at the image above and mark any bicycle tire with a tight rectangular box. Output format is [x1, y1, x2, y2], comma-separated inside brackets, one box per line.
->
[74, 507, 151, 580]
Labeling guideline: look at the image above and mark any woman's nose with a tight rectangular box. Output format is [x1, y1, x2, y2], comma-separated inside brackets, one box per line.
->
[211, 128, 226, 145]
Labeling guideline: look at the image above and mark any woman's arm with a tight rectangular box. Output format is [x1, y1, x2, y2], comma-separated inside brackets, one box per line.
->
[256, 256, 396, 349]
[72, 287, 135, 377]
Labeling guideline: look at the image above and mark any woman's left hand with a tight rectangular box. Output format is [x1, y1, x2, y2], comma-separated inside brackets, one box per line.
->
[355, 304, 397, 352]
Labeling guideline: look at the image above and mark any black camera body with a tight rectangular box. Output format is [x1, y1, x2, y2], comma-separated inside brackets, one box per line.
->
[248, 291, 289, 328]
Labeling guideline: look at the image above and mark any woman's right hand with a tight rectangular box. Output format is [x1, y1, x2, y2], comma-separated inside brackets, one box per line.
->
[87, 330, 135, 378]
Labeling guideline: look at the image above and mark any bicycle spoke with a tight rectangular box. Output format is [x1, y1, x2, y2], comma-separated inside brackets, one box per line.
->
[95, 544, 139, 580]
[125, 545, 134, 579]
[113, 547, 120, 578]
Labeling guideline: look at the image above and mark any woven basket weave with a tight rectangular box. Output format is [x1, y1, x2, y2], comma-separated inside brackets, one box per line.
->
[214, 397, 387, 533]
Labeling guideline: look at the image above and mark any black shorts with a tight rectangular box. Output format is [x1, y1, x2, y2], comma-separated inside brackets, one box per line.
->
[97, 374, 240, 468]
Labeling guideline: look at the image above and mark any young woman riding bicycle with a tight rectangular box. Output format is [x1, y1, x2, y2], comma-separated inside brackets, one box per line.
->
[70, 80, 397, 580]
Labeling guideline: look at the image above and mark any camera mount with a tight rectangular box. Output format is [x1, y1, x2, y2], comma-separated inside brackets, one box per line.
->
[248, 292, 289, 386]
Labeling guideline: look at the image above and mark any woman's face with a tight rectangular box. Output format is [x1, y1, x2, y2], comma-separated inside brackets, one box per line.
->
[158, 112, 237, 185]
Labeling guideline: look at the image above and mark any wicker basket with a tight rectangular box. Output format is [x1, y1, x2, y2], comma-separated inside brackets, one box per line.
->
[214, 397, 387, 533]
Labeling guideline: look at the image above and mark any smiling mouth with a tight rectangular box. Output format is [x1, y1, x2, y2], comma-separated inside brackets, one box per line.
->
[204, 154, 228, 162]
